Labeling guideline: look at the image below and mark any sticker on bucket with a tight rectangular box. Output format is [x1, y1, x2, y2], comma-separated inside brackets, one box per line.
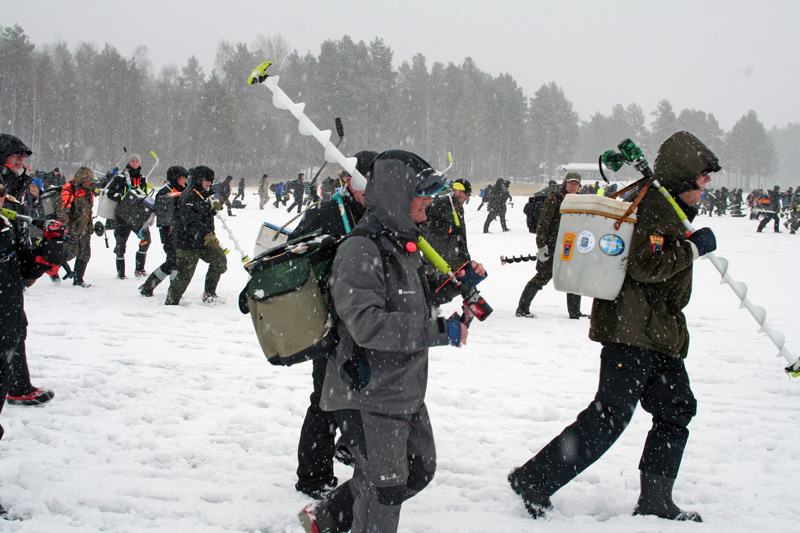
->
[561, 233, 575, 261]
[599, 234, 625, 256]
[577, 230, 595, 253]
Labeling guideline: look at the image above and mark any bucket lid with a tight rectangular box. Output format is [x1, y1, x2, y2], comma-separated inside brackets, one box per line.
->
[559, 194, 637, 223]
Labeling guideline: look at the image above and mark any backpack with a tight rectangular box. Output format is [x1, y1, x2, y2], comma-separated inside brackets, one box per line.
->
[523, 196, 547, 233]
[238, 232, 342, 366]
[154, 185, 180, 227]
[239, 227, 382, 367]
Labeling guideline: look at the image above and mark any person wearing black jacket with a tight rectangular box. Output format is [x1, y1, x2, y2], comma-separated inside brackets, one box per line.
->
[213, 175, 235, 216]
[234, 177, 246, 202]
[291, 151, 376, 500]
[106, 154, 153, 279]
[483, 178, 511, 233]
[286, 173, 305, 213]
[0, 134, 65, 415]
[165, 166, 227, 305]
[756, 185, 782, 233]
[139, 166, 188, 297]
[421, 178, 472, 272]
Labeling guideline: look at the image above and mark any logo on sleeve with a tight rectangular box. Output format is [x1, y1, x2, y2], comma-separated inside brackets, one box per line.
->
[649, 235, 664, 253]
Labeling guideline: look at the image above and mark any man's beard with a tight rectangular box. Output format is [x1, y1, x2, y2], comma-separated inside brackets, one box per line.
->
[8, 165, 24, 176]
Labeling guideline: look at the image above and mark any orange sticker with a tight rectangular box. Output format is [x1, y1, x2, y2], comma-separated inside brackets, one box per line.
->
[561, 233, 575, 261]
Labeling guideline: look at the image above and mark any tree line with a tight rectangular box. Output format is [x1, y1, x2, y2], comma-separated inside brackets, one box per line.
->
[1, 24, 795, 190]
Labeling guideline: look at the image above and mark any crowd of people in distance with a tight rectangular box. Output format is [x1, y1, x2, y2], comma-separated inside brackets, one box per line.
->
[1, 129, 795, 531]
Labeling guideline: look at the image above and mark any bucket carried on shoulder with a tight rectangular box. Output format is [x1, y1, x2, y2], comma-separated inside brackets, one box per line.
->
[97, 188, 118, 219]
[116, 188, 155, 231]
[239, 232, 340, 366]
[553, 194, 638, 300]
[40, 188, 61, 218]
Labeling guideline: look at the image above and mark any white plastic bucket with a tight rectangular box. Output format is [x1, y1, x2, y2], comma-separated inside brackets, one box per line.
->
[552, 194, 637, 301]
[254, 222, 291, 257]
[40, 189, 60, 218]
[97, 189, 118, 219]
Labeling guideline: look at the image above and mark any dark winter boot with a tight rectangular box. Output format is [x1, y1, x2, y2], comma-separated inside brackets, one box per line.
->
[134, 251, 147, 277]
[633, 471, 702, 522]
[61, 261, 75, 280]
[298, 483, 354, 533]
[515, 283, 539, 318]
[73, 259, 91, 287]
[116, 257, 126, 280]
[202, 278, 221, 303]
[139, 267, 167, 297]
[567, 293, 587, 319]
[508, 467, 553, 519]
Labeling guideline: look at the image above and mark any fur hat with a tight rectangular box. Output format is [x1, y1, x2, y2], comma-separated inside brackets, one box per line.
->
[74, 167, 94, 181]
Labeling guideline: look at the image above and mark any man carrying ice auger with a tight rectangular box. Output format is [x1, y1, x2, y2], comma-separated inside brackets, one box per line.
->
[298, 150, 486, 533]
[165, 166, 227, 305]
[515, 172, 586, 319]
[508, 131, 720, 523]
[139, 166, 188, 297]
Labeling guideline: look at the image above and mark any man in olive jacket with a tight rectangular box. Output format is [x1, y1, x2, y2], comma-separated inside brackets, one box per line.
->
[509, 131, 720, 523]
[515, 173, 585, 319]
[165, 166, 227, 305]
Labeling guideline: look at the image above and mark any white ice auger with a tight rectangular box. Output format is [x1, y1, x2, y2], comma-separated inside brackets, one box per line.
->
[247, 60, 367, 192]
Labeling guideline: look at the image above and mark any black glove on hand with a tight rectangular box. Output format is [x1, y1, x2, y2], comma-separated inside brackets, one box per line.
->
[688, 227, 716, 257]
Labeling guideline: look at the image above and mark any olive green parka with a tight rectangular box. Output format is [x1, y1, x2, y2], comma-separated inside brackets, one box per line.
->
[588, 132, 720, 359]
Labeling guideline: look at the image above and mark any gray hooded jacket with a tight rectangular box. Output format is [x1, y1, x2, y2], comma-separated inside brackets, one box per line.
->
[320, 151, 455, 415]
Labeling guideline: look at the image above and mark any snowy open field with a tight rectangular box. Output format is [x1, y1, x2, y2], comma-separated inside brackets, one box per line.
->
[2, 192, 798, 532]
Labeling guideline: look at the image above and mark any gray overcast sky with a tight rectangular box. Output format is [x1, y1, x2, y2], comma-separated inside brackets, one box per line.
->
[7, 0, 799, 131]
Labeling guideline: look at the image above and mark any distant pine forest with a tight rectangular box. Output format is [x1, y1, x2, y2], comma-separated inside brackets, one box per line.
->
[2, 24, 797, 190]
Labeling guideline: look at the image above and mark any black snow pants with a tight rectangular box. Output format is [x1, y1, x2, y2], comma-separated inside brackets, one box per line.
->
[514, 342, 697, 497]
[296, 357, 338, 492]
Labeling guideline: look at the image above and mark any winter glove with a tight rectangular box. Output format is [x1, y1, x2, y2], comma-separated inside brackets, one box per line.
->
[687, 227, 716, 257]
[212, 200, 224, 212]
[446, 318, 464, 347]
[204, 232, 221, 250]
[536, 246, 550, 262]
[457, 261, 487, 288]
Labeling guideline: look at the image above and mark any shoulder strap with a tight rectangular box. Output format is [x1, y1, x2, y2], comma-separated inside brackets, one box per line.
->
[611, 177, 654, 230]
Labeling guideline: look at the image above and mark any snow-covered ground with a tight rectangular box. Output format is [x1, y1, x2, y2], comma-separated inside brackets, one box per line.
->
[2, 192, 798, 532]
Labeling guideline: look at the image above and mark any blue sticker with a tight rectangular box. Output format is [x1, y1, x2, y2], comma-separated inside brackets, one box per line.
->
[599, 234, 625, 256]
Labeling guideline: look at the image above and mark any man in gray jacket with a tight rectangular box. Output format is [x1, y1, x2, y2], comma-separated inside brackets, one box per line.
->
[298, 150, 486, 533]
